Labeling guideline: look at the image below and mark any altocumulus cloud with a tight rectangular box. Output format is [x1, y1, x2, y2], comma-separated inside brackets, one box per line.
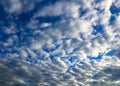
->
[0, 0, 120, 86]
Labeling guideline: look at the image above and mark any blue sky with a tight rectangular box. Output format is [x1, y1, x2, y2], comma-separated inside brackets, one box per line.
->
[0, 0, 120, 86]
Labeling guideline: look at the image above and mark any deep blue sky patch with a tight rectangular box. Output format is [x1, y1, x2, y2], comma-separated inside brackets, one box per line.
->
[110, 5, 120, 16]
[92, 25, 104, 35]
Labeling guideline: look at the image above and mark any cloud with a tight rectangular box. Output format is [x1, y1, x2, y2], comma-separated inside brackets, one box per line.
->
[0, 0, 120, 86]
[0, 58, 81, 86]
[34, 1, 80, 18]
[0, 0, 39, 14]
[91, 65, 120, 85]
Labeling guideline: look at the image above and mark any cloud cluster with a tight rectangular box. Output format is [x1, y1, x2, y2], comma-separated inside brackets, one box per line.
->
[0, 0, 120, 85]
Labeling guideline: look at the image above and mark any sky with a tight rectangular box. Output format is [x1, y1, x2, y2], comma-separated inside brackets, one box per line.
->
[0, 0, 120, 86]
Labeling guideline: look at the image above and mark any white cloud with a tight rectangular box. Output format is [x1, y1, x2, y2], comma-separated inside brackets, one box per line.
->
[40, 22, 51, 28]
[20, 50, 28, 58]
[8, 0, 22, 13]
[0, 0, 120, 85]
[34, 1, 80, 18]
[27, 20, 39, 29]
